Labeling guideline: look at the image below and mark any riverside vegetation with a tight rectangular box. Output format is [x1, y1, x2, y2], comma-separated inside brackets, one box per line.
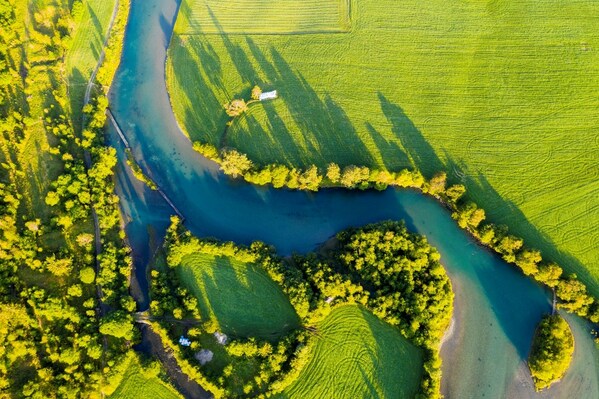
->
[0, 0, 177, 397]
[149, 217, 453, 398]
[193, 137, 599, 329]
[168, 0, 599, 306]
[528, 314, 575, 391]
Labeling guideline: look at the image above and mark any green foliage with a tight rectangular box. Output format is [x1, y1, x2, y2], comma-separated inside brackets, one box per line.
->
[224, 99, 248, 117]
[220, 149, 253, 177]
[79, 266, 96, 284]
[100, 311, 136, 340]
[0, 0, 134, 397]
[528, 314, 575, 391]
[125, 148, 158, 190]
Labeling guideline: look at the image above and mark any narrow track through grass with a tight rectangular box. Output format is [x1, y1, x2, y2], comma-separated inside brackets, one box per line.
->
[278, 305, 423, 399]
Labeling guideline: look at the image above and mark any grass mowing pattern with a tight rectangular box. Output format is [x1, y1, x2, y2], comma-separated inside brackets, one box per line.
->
[168, 0, 599, 295]
[176, 0, 351, 35]
[109, 355, 182, 399]
[278, 305, 423, 399]
[65, 0, 117, 126]
[178, 253, 300, 340]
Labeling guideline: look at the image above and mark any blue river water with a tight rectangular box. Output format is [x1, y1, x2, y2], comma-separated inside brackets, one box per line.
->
[108, 0, 599, 397]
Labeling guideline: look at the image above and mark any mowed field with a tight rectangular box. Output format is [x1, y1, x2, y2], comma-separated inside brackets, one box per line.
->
[177, 252, 300, 340]
[177, 0, 351, 34]
[109, 355, 182, 399]
[65, 0, 117, 127]
[167, 0, 599, 294]
[277, 305, 423, 399]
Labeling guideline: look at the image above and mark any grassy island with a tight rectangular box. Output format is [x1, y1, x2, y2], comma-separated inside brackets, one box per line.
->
[528, 314, 575, 391]
[149, 217, 452, 398]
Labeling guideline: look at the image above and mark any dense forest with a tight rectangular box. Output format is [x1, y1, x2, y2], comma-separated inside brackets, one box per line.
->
[0, 0, 137, 396]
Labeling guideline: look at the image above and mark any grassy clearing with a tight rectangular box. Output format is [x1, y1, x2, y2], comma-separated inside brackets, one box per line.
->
[178, 252, 300, 340]
[109, 355, 182, 399]
[176, 0, 351, 35]
[65, 0, 117, 127]
[278, 305, 423, 399]
[168, 0, 599, 295]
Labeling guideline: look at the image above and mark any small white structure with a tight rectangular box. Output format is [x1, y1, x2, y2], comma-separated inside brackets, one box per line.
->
[195, 349, 214, 365]
[179, 336, 192, 347]
[259, 90, 278, 101]
[214, 331, 228, 345]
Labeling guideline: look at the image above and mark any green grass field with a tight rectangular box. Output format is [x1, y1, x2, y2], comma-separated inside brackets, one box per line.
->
[167, 0, 599, 295]
[178, 252, 300, 339]
[278, 305, 423, 399]
[177, 0, 351, 34]
[109, 355, 182, 399]
[65, 0, 117, 127]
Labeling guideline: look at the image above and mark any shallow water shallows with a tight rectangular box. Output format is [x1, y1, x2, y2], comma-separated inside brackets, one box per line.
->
[110, 0, 599, 397]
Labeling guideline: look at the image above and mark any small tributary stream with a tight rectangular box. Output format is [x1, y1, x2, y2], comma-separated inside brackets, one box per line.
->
[108, 0, 599, 397]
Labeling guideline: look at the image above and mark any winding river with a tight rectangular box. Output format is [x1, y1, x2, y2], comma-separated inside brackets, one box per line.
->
[109, 0, 599, 397]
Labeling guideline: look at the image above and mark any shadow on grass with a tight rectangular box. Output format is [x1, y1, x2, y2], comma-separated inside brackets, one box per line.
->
[449, 156, 599, 297]
[181, 255, 299, 341]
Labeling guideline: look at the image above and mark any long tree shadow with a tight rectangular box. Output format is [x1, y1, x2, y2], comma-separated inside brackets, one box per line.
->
[365, 122, 411, 171]
[445, 154, 599, 297]
[378, 93, 444, 178]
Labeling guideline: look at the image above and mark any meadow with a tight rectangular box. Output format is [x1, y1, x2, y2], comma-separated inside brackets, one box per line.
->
[109, 355, 182, 399]
[65, 0, 117, 128]
[278, 305, 424, 399]
[177, 252, 300, 339]
[167, 0, 599, 295]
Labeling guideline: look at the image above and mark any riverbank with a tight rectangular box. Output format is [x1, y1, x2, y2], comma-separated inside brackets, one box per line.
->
[107, 0, 599, 397]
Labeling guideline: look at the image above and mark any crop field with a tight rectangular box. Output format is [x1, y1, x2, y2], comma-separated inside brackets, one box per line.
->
[176, 0, 351, 35]
[177, 252, 300, 339]
[65, 0, 117, 127]
[278, 305, 423, 399]
[168, 0, 599, 295]
[109, 355, 182, 399]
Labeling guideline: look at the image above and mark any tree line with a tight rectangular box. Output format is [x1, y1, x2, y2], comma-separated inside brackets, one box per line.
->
[191, 140, 599, 330]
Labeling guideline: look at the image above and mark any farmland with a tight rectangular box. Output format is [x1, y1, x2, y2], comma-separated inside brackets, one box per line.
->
[177, 252, 300, 339]
[167, 0, 599, 294]
[109, 355, 182, 399]
[278, 305, 424, 399]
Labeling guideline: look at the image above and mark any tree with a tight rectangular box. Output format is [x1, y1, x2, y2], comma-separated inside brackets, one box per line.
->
[251, 86, 262, 100]
[79, 267, 96, 284]
[427, 172, 446, 195]
[556, 276, 594, 315]
[536, 263, 562, 288]
[326, 163, 340, 183]
[45, 191, 60, 206]
[515, 249, 542, 276]
[220, 149, 253, 177]
[445, 184, 466, 204]
[340, 165, 369, 188]
[224, 99, 248, 117]
[100, 311, 136, 340]
[298, 165, 322, 191]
